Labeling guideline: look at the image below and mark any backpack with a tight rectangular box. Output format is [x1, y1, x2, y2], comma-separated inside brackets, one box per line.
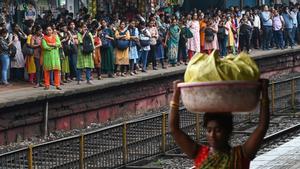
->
[217, 26, 226, 40]
[205, 27, 215, 42]
[82, 32, 94, 55]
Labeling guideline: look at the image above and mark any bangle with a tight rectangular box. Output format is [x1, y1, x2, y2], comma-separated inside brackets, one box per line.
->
[170, 104, 179, 109]
[170, 101, 179, 109]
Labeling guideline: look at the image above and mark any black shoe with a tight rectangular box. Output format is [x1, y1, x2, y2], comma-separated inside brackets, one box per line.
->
[56, 86, 62, 90]
[108, 73, 115, 78]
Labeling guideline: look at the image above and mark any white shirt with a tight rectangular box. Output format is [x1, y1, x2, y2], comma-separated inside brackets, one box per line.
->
[253, 15, 261, 29]
[139, 28, 151, 51]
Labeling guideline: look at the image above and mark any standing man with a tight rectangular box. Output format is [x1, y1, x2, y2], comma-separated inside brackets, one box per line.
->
[291, 6, 298, 45]
[252, 9, 261, 49]
[260, 5, 273, 50]
[282, 6, 295, 49]
[24, 3, 37, 22]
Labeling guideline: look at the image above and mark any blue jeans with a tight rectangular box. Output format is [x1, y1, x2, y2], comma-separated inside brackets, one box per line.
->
[285, 28, 294, 47]
[34, 58, 43, 85]
[69, 53, 78, 78]
[274, 30, 284, 49]
[292, 26, 297, 43]
[77, 68, 91, 81]
[0, 54, 10, 83]
[262, 26, 273, 50]
[218, 35, 228, 57]
[140, 50, 149, 71]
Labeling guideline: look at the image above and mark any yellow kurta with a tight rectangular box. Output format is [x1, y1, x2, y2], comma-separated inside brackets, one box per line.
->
[227, 21, 235, 47]
[115, 30, 130, 65]
[25, 35, 36, 74]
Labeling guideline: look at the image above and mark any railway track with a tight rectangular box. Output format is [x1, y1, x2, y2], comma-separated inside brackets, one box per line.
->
[0, 77, 300, 169]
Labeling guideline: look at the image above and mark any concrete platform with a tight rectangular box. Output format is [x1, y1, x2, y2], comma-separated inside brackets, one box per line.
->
[250, 133, 300, 169]
[0, 47, 300, 109]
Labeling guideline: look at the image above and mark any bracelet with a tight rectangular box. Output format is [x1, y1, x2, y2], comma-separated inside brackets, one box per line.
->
[170, 101, 179, 109]
[170, 101, 179, 107]
[170, 105, 179, 110]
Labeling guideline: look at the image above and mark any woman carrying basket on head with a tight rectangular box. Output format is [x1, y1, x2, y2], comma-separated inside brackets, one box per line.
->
[169, 79, 270, 169]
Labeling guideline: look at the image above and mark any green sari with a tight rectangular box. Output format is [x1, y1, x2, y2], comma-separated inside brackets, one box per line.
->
[167, 25, 180, 65]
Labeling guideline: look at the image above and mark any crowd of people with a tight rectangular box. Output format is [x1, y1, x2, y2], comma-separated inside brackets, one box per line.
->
[0, 3, 300, 89]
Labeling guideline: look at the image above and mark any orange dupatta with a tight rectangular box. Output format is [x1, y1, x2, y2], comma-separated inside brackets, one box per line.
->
[43, 34, 56, 46]
[41, 35, 56, 65]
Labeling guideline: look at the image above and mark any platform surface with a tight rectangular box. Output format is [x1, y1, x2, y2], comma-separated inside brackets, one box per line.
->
[250, 133, 300, 169]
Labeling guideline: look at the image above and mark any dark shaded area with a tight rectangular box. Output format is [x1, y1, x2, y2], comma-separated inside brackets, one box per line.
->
[181, 0, 225, 12]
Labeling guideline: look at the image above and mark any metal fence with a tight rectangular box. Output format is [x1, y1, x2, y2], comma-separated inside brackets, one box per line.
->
[0, 77, 299, 169]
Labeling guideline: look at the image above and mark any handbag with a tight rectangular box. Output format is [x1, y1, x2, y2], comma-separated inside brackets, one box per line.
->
[116, 30, 130, 50]
[22, 43, 34, 56]
[9, 45, 17, 59]
[101, 38, 110, 48]
[139, 36, 150, 47]
[185, 27, 193, 39]
[59, 48, 65, 59]
[116, 39, 130, 50]
[69, 41, 78, 54]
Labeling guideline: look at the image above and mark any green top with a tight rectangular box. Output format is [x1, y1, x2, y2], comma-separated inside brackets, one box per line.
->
[77, 32, 95, 69]
[42, 36, 61, 71]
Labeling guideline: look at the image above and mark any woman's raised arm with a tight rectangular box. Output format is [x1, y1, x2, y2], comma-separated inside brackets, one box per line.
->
[169, 80, 200, 159]
[242, 79, 270, 160]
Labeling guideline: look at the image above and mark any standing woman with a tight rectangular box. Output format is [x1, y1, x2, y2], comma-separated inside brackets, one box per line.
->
[128, 20, 139, 75]
[199, 14, 207, 53]
[149, 20, 159, 70]
[178, 18, 190, 65]
[115, 21, 130, 76]
[139, 22, 151, 72]
[25, 28, 36, 84]
[31, 25, 43, 88]
[59, 24, 71, 83]
[77, 23, 95, 84]
[94, 27, 102, 80]
[204, 18, 219, 54]
[100, 19, 115, 78]
[42, 25, 62, 90]
[165, 18, 181, 67]
[226, 15, 236, 54]
[11, 24, 26, 81]
[0, 28, 13, 85]
[187, 13, 200, 59]
[68, 21, 79, 80]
